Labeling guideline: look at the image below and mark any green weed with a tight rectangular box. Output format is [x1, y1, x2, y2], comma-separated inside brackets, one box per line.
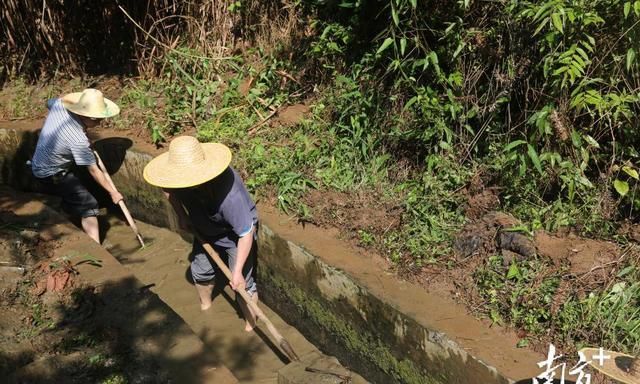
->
[101, 374, 127, 384]
[385, 154, 470, 264]
[89, 353, 107, 366]
[557, 278, 640, 355]
[474, 255, 561, 335]
[358, 230, 375, 246]
[60, 332, 98, 351]
[1, 78, 31, 118]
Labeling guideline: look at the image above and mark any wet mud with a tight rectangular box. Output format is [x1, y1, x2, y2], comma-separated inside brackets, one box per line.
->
[0, 187, 238, 384]
[100, 215, 367, 384]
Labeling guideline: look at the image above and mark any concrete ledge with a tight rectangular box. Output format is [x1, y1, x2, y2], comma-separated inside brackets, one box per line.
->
[0, 123, 543, 383]
[256, 216, 535, 384]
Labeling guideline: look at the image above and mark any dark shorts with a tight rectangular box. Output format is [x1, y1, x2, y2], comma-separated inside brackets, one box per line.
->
[189, 240, 258, 296]
[37, 171, 99, 218]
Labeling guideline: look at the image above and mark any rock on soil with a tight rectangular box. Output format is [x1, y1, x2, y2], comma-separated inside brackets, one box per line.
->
[453, 211, 535, 260]
[453, 211, 622, 276]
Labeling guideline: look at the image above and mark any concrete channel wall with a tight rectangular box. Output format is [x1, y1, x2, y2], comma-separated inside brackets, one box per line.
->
[0, 126, 539, 384]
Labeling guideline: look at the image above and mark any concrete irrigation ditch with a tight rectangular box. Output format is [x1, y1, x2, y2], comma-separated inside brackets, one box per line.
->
[0, 121, 544, 383]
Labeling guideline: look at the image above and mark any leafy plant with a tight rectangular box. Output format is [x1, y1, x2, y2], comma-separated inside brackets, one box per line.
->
[558, 279, 640, 355]
[475, 255, 561, 335]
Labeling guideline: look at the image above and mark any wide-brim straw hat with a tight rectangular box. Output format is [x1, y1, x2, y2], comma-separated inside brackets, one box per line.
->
[143, 135, 232, 189]
[62, 88, 120, 118]
[580, 347, 640, 384]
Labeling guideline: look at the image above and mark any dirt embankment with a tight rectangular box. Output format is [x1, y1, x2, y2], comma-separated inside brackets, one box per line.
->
[0, 209, 172, 383]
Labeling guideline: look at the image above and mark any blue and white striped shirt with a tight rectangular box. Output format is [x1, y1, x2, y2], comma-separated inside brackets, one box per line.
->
[31, 98, 96, 178]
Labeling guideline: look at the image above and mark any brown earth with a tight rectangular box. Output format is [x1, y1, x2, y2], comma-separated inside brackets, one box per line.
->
[0, 211, 172, 383]
[0, 187, 238, 384]
[273, 104, 310, 127]
[301, 189, 402, 239]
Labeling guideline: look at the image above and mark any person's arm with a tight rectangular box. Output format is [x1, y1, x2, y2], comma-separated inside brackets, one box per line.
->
[163, 190, 191, 232]
[87, 163, 123, 204]
[230, 226, 254, 291]
[71, 135, 122, 204]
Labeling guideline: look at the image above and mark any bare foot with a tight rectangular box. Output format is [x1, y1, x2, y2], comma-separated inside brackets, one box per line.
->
[195, 282, 214, 311]
[244, 316, 257, 332]
[200, 300, 212, 311]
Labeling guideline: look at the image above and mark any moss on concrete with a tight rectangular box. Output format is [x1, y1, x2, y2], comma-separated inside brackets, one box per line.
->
[258, 226, 510, 384]
[266, 269, 439, 384]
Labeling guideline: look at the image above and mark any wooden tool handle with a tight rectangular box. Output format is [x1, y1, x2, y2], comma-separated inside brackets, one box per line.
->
[199, 240, 273, 324]
[93, 150, 145, 248]
[117, 200, 145, 246]
[197, 237, 299, 362]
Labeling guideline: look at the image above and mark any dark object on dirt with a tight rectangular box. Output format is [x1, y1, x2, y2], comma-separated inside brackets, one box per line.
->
[453, 235, 484, 259]
[616, 355, 639, 374]
[501, 250, 524, 267]
[453, 211, 532, 260]
[497, 231, 536, 258]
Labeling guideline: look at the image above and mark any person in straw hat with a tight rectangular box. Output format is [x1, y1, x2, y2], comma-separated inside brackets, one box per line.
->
[144, 135, 260, 331]
[31, 89, 123, 244]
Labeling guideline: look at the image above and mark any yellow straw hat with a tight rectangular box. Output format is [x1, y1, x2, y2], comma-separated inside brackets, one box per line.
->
[62, 88, 120, 118]
[580, 348, 640, 384]
[143, 136, 232, 189]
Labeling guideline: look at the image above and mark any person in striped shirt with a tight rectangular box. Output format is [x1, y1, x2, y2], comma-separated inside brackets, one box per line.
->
[31, 89, 123, 243]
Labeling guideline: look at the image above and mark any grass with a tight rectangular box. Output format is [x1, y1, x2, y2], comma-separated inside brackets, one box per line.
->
[0, 42, 635, 358]
[10, 279, 55, 339]
[0, 76, 84, 119]
[473, 255, 561, 335]
[557, 277, 640, 355]
[472, 249, 640, 355]
[4, 78, 31, 118]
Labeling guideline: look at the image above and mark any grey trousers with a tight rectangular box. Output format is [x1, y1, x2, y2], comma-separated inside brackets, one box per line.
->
[189, 240, 258, 296]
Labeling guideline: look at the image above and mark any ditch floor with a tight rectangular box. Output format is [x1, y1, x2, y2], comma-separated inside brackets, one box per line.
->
[0, 187, 236, 384]
[0, 186, 367, 384]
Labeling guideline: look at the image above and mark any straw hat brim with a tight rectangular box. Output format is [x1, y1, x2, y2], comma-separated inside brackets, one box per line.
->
[62, 92, 120, 118]
[580, 348, 640, 384]
[143, 143, 232, 188]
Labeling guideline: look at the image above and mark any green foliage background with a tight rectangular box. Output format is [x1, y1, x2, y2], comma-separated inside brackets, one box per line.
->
[2, 0, 640, 355]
